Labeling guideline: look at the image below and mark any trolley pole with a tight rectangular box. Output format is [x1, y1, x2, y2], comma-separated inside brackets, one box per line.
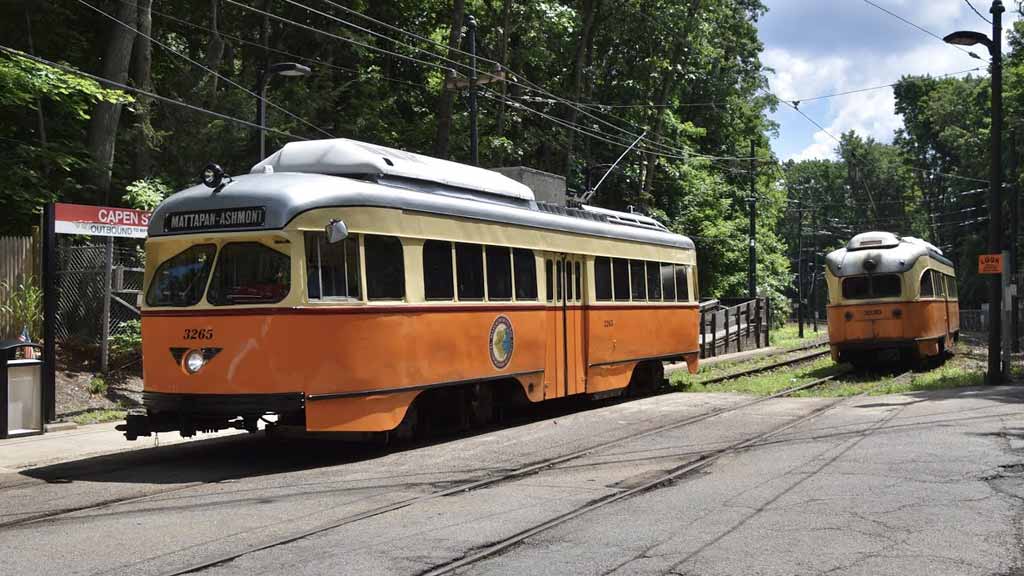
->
[467, 15, 479, 166]
[811, 207, 819, 333]
[748, 139, 757, 299]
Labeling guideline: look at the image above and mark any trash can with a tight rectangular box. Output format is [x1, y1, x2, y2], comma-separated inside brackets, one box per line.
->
[1, 340, 44, 439]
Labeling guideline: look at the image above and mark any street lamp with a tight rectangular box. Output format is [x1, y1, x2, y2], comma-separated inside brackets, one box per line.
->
[944, 0, 1004, 383]
[256, 62, 311, 160]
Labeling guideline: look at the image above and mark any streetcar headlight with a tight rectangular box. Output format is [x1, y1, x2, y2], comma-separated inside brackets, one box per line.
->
[184, 350, 206, 374]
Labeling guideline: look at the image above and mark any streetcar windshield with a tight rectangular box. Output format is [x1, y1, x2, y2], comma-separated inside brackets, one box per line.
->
[841, 274, 901, 300]
[145, 244, 216, 307]
[207, 242, 291, 305]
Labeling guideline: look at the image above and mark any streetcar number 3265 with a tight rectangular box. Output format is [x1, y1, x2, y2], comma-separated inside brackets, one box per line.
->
[183, 328, 214, 340]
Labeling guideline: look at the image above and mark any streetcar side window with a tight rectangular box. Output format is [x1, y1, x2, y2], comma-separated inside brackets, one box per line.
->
[146, 244, 216, 307]
[305, 232, 360, 300]
[661, 263, 676, 301]
[574, 262, 582, 302]
[455, 243, 484, 300]
[486, 246, 513, 301]
[630, 260, 647, 301]
[676, 265, 690, 302]
[364, 235, 405, 300]
[919, 269, 933, 298]
[612, 258, 630, 301]
[646, 261, 662, 301]
[947, 275, 958, 300]
[933, 271, 946, 298]
[513, 249, 538, 300]
[595, 257, 612, 301]
[208, 242, 291, 306]
[556, 260, 564, 301]
[423, 240, 454, 300]
[544, 256, 552, 297]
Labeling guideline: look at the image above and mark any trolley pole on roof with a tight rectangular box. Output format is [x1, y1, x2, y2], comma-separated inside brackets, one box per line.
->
[748, 139, 757, 299]
[467, 15, 479, 166]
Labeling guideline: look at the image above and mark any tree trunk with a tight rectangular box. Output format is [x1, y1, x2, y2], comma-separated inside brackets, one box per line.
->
[563, 0, 599, 178]
[494, 0, 513, 147]
[131, 0, 154, 179]
[640, 0, 702, 202]
[433, 0, 466, 159]
[86, 0, 138, 203]
[202, 0, 226, 101]
[24, 6, 46, 147]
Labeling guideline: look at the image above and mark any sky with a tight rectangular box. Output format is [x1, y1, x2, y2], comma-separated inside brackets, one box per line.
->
[758, 0, 1019, 161]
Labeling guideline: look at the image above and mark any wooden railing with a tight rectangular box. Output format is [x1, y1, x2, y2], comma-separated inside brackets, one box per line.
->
[699, 297, 770, 358]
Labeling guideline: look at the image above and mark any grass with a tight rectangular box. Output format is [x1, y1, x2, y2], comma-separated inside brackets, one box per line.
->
[673, 352, 985, 399]
[769, 322, 827, 350]
[71, 409, 127, 425]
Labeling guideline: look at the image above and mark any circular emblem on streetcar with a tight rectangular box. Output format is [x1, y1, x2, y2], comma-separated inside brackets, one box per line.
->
[489, 315, 514, 369]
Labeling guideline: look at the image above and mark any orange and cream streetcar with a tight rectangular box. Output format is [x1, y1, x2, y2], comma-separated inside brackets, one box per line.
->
[120, 138, 700, 440]
[825, 232, 959, 368]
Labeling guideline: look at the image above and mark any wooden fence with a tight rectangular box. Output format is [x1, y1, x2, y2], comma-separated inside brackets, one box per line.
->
[0, 235, 37, 338]
[699, 297, 770, 358]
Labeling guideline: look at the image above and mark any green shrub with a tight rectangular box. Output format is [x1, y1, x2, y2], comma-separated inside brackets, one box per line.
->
[110, 319, 142, 363]
[87, 376, 107, 395]
[1, 277, 42, 339]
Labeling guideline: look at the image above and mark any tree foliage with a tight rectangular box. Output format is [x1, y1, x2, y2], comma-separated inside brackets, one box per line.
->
[0, 0, 790, 306]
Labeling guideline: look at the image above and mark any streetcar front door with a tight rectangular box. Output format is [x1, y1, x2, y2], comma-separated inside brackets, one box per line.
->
[544, 254, 587, 398]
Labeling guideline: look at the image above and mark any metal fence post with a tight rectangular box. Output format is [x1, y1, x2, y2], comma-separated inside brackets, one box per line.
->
[100, 238, 113, 373]
[711, 311, 718, 358]
[724, 308, 731, 355]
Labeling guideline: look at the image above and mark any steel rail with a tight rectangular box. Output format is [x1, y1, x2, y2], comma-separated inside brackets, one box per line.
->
[158, 366, 845, 576]
[418, 371, 907, 576]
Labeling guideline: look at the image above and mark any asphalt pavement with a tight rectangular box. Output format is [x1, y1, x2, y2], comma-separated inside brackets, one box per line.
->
[1, 385, 1022, 576]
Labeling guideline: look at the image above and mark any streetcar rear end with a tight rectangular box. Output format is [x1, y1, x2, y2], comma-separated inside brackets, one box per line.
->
[824, 232, 959, 368]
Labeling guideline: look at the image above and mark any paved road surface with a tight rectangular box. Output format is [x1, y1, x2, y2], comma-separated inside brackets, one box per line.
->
[2, 386, 1023, 576]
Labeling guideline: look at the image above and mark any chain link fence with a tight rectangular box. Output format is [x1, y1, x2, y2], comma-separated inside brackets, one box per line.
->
[56, 237, 144, 354]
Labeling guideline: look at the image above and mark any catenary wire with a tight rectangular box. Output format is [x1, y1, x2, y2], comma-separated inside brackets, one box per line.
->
[77, 0, 333, 139]
[860, 0, 987, 60]
[0, 46, 306, 140]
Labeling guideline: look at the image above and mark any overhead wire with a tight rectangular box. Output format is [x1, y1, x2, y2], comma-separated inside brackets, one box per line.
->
[965, 0, 993, 24]
[139, 1, 434, 90]
[860, 0, 987, 61]
[306, 0, 763, 163]
[0, 46, 306, 140]
[77, 0, 333, 139]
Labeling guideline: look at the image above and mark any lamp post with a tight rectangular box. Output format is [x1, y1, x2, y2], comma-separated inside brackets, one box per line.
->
[944, 0, 1004, 383]
[256, 62, 311, 160]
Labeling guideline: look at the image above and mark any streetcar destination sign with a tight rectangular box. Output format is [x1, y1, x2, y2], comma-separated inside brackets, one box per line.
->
[164, 206, 266, 233]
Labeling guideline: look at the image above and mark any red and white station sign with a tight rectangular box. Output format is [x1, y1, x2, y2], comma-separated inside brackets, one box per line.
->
[54, 203, 152, 238]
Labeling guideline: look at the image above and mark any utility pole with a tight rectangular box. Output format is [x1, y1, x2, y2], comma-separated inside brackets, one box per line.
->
[990, 0, 1005, 383]
[944, 2, 1004, 381]
[466, 15, 479, 166]
[796, 199, 805, 339]
[748, 139, 757, 299]
[811, 207, 819, 333]
[1011, 129, 1019, 353]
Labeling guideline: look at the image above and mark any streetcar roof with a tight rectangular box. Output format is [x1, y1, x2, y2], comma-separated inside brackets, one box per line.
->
[251, 139, 535, 201]
[824, 231, 952, 276]
[148, 171, 694, 250]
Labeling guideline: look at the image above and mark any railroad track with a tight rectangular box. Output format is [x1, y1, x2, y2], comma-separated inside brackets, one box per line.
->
[418, 370, 911, 576]
[696, 343, 831, 386]
[0, 342, 832, 533]
[157, 362, 850, 576]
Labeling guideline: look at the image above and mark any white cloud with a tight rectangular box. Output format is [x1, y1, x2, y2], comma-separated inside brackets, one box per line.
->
[770, 39, 988, 161]
[762, 0, 1015, 162]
